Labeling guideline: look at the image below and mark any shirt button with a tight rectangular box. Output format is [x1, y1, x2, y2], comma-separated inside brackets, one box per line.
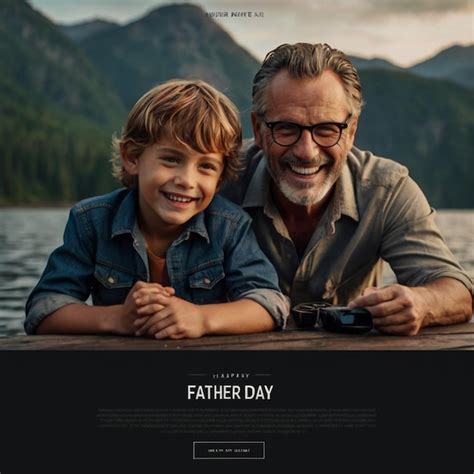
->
[203, 277, 211, 285]
[107, 276, 116, 284]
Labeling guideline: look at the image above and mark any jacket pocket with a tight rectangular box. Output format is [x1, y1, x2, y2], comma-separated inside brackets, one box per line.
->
[188, 263, 226, 303]
[93, 262, 136, 305]
[188, 264, 225, 289]
[94, 262, 136, 289]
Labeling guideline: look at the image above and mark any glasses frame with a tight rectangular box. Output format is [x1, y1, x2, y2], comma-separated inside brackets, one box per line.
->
[291, 302, 373, 333]
[264, 115, 351, 148]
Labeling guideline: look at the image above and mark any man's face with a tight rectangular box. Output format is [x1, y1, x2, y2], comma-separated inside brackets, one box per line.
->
[252, 69, 358, 208]
[122, 137, 224, 235]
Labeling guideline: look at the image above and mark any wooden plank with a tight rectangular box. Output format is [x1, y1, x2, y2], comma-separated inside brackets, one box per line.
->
[0, 322, 473, 350]
[189, 334, 474, 351]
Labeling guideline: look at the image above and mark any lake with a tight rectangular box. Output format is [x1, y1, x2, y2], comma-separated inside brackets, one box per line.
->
[0, 208, 472, 337]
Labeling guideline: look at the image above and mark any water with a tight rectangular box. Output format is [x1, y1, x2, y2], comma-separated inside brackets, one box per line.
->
[0, 208, 472, 337]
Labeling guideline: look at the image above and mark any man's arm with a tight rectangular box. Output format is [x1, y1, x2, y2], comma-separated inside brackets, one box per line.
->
[360, 171, 473, 335]
[349, 278, 472, 336]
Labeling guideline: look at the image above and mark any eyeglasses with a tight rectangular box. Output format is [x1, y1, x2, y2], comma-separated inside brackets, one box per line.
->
[291, 302, 373, 334]
[264, 115, 351, 148]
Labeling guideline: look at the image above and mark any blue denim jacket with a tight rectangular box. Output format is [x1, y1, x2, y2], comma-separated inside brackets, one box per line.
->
[25, 188, 289, 334]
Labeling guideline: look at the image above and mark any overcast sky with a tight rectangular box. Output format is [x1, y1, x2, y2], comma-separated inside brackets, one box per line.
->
[29, 0, 473, 66]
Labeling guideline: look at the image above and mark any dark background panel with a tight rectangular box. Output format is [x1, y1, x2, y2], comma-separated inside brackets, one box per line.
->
[1, 350, 472, 473]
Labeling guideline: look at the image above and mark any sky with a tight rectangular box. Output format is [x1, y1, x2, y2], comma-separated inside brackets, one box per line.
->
[29, 0, 473, 66]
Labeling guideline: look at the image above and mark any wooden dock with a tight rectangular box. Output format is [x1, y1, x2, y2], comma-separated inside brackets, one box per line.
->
[1, 322, 473, 350]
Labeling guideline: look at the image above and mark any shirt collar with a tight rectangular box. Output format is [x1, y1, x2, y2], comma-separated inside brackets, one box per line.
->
[332, 156, 359, 223]
[242, 152, 269, 209]
[241, 149, 359, 223]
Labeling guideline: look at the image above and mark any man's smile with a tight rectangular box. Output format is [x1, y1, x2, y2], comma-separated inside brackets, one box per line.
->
[287, 162, 326, 176]
[282, 155, 331, 178]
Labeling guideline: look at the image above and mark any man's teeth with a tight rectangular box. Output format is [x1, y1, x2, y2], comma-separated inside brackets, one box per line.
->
[288, 163, 322, 175]
[164, 193, 194, 203]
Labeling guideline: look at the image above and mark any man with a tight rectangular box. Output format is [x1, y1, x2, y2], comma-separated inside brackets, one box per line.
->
[221, 42, 472, 336]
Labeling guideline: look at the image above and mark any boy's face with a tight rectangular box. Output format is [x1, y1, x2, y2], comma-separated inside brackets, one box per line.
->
[123, 138, 224, 234]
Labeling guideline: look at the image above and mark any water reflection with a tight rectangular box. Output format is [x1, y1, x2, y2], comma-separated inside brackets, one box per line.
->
[0, 208, 69, 337]
[0, 208, 472, 337]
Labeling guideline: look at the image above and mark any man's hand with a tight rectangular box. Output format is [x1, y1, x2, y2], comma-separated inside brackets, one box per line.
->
[348, 284, 430, 336]
[349, 278, 472, 336]
[134, 294, 206, 340]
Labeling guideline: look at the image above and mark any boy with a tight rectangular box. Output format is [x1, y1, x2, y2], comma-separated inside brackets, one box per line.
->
[25, 80, 289, 339]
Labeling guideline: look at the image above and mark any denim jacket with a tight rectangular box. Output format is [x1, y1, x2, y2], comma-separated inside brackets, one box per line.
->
[25, 188, 289, 334]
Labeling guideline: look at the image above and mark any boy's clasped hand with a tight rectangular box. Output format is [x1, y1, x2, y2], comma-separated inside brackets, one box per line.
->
[121, 281, 207, 339]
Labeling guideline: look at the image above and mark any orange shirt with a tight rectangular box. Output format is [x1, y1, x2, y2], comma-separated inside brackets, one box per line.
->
[146, 247, 170, 286]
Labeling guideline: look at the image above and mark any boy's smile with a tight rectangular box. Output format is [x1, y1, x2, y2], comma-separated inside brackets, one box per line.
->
[123, 138, 224, 238]
[161, 191, 199, 205]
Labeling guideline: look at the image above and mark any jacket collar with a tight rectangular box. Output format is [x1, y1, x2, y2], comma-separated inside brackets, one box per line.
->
[111, 188, 138, 238]
[111, 188, 210, 243]
[172, 210, 210, 246]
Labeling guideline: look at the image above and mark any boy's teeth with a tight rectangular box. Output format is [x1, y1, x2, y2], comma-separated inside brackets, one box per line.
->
[165, 193, 193, 203]
[289, 164, 321, 175]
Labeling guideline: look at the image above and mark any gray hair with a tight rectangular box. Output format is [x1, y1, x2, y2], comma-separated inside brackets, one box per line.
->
[252, 43, 363, 117]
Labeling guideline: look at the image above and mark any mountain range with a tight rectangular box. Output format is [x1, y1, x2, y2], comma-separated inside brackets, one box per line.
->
[1, 0, 472, 208]
[63, 18, 474, 90]
[0, 0, 126, 203]
[350, 45, 474, 90]
[79, 4, 258, 127]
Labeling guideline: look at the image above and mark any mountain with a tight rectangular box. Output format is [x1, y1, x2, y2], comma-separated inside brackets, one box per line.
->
[349, 55, 401, 71]
[60, 19, 119, 42]
[0, 0, 125, 125]
[1, 2, 472, 208]
[79, 3, 260, 136]
[409, 44, 474, 89]
[350, 44, 474, 90]
[356, 69, 474, 208]
[0, 0, 126, 204]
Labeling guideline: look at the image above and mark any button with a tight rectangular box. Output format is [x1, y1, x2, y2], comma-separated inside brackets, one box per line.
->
[107, 276, 116, 284]
[203, 277, 211, 285]
[193, 441, 265, 459]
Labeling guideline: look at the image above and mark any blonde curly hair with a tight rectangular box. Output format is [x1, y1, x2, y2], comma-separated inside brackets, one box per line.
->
[111, 79, 242, 187]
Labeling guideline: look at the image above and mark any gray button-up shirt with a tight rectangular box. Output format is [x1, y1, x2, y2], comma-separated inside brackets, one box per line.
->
[221, 144, 473, 314]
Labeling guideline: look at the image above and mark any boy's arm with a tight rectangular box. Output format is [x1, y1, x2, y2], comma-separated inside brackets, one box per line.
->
[36, 282, 173, 335]
[222, 211, 290, 328]
[36, 303, 126, 335]
[25, 208, 96, 334]
[134, 294, 275, 339]
[202, 299, 276, 335]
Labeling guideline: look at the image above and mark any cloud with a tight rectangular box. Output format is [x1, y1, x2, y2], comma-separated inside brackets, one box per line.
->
[29, 0, 473, 67]
[363, 0, 471, 16]
[204, 0, 472, 19]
